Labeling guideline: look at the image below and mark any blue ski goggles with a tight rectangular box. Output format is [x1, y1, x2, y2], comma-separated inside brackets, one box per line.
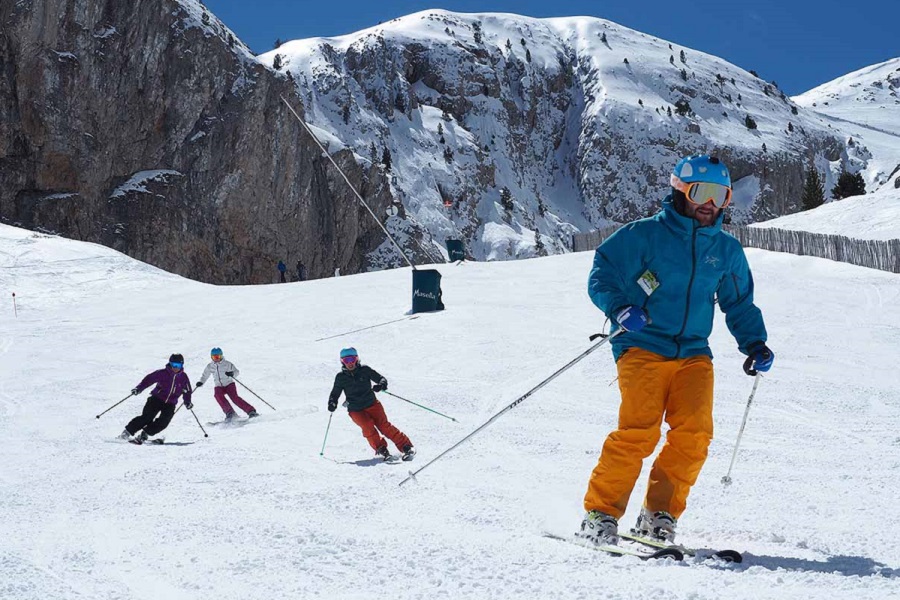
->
[170, 362, 184, 369]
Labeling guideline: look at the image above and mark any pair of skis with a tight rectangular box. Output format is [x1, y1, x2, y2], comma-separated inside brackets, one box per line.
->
[545, 531, 742, 563]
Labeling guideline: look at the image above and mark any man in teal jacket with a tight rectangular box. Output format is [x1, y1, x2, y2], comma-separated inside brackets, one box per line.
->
[579, 155, 774, 546]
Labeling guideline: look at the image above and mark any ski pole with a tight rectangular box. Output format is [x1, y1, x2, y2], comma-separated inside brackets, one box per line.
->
[382, 390, 458, 422]
[188, 405, 209, 438]
[320, 413, 334, 456]
[232, 377, 276, 410]
[96, 393, 134, 419]
[399, 329, 624, 486]
[721, 373, 762, 486]
[12, 292, 17, 318]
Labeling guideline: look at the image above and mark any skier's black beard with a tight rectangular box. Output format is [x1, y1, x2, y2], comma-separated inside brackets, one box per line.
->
[672, 189, 689, 217]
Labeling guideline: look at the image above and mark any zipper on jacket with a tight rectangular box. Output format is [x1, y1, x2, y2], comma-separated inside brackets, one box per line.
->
[167, 373, 177, 402]
[673, 225, 698, 357]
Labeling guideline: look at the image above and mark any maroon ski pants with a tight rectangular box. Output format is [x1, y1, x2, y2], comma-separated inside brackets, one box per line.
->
[214, 382, 256, 415]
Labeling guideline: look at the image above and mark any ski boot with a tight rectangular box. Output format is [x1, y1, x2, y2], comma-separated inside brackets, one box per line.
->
[224, 411, 236, 423]
[576, 510, 619, 545]
[247, 410, 259, 419]
[117, 429, 131, 440]
[376, 445, 393, 461]
[130, 431, 149, 445]
[633, 508, 677, 543]
[401, 445, 416, 461]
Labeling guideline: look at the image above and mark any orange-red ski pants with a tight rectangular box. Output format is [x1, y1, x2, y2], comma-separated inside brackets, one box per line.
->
[584, 348, 714, 520]
[348, 400, 412, 453]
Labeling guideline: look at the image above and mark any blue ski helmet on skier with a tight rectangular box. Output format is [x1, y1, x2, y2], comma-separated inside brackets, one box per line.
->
[670, 155, 732, 208]
[211, 347, 223, 356]
[340, 347, 358, 365]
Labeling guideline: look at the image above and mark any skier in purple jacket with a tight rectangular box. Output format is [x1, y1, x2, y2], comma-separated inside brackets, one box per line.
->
[118, 353, 193, 444]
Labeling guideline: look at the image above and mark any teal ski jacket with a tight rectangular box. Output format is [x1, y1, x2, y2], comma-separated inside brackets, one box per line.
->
[588, 196, 767, 361]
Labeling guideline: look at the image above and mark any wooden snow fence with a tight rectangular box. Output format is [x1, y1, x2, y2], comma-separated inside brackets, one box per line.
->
[572, 225, 900, 274]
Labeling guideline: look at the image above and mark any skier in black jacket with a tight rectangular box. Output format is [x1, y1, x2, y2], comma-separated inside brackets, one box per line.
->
[328, 347, 415, 461]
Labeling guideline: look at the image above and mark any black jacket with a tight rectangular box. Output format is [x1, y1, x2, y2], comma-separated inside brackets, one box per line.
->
[329, 364, 387, 411]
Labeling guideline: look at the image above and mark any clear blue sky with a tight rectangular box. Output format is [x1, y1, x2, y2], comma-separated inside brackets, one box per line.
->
[204, 0, 898, 95]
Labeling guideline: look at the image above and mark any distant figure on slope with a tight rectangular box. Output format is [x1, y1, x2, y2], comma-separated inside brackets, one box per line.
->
[328, 347, 415, 461]
[195, 347, 257, 422]
[578, 155, 774, 546]
[296, 260, 307, 282]
[118, 353, 193, 444]
[277, 260, 287, 283]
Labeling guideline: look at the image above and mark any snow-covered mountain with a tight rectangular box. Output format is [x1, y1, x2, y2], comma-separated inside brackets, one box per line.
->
[260, 10, 873, 261]
[3, 221, 900, 599]
[793, 57, 900, 195]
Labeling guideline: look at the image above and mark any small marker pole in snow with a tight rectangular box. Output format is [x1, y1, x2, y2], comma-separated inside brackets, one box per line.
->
[96, 392, 135, 419]
[721, 373, 762, 486]
[232, 377, 276, 410]
[382, 390, 458, 422]
[320, 413, 334, 456]
[399, 329, 624, 486]
[12, 293, 17, 318]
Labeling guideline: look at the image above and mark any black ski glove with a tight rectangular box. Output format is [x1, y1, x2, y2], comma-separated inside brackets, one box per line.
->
[743, 342, 774, 376]
[225, 371, 234, 377]
[131, 388, 140, 396]
[373, 378, 388, 392]
[195, 381, 203, 388]
[328, 398, 338, 412]
[184, 400, 194, 410]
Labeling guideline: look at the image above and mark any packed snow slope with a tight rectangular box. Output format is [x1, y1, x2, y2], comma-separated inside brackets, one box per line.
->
[755, 184, 900, 241]
[2, 222, 899, 600]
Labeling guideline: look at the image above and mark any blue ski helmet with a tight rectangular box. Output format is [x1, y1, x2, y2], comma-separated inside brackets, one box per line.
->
[211, 347, 223, 356]
[671, 155, 731, 187]
[340, 347, 358, 359]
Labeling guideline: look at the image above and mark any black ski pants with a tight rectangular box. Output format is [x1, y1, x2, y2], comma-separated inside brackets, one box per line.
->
[126, 396, 176, 436]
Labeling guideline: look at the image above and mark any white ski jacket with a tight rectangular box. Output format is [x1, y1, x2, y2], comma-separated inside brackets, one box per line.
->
[198, 359, 240, 388]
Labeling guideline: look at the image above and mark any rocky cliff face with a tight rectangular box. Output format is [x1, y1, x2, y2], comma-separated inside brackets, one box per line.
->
[0, 0, 410, 284]
[2, 4, 880, 281]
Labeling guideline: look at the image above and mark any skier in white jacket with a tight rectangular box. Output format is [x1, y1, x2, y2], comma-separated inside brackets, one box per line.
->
[195, 347, 258, 421]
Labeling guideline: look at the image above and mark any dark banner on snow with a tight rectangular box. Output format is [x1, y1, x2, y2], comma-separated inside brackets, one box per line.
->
[412, 269, 444, 314]
[446, 239, 466, 262]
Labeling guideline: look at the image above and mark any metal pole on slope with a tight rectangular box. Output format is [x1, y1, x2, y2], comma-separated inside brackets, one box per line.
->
[399, 329, 624, 486]
[232, 376, 276, 410]
[279, 96, 416, 270]
[12, 292, 17, 317]
[721, 373, 762, 486]
[95, 392, 135, 419]
[382, 390, 458, 422]
[320, 413, 334, 457]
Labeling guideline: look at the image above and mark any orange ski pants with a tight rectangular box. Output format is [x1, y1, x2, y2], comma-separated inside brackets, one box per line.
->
[348, 400, 412, 453]
[584, 348, 714, 520]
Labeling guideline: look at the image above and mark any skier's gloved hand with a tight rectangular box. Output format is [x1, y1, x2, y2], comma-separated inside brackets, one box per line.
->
[184, 400, 194, 410]
[328, 398, 338, 412]
[372, 384, 383, 392]
[743, 342, 774, 376]
[195, 381, 203, 388]
[225, 371, 234, 377]
[379, 378, 387, 391]
[615, 305, 649, 333]
[131, 388, 140, 396]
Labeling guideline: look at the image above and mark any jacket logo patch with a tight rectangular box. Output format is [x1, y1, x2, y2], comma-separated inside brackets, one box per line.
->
[704, 255, 720, 267]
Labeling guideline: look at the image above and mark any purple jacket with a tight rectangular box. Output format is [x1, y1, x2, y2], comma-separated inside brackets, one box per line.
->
[135, 367, 192, 405]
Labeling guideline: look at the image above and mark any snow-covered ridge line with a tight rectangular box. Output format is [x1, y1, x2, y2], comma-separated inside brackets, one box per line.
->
[255, 8, 892, 264]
